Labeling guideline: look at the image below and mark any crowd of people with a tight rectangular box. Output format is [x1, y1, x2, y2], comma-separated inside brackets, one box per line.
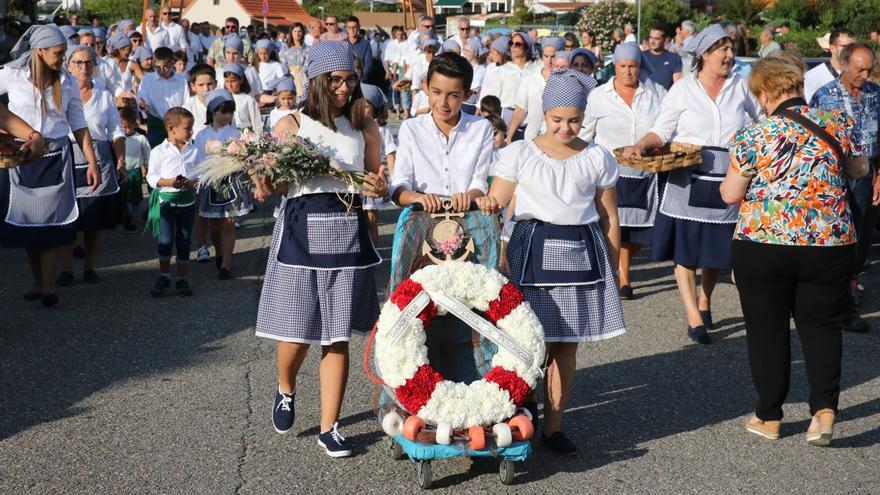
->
[0, 13, 876, 458]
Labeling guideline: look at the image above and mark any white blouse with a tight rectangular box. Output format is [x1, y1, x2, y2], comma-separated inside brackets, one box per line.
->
[0, 67, 88, 139]
[183, 95, 208, 135]
[480, 61, 539, 108]
[648, 72, 760, 148]
[136, 71, 188, 119]
[513, 69, 547, 140]
[81, 85, 125, 142]
[581, 77, 667, 152]
[390, 111, 494, 197]
[146, 139, 200, 197]
[494, 140, 618, 225]
[231, 93, 262, 131]
[290, 112, 365, 198]
[216, 65, 263, 98]
[257, 61, 286, 88]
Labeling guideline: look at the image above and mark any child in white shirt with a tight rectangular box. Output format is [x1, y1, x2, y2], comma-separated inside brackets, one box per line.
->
[136, 46, 188, 147]
[268, 77, 296, 130]
[221, 63, 262, 132]
[119, 108, 151, 233]
[144, 107, 199, 297]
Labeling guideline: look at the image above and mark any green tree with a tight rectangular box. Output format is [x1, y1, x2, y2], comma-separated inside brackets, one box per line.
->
[577, 0, 633, 52]
[716, 0, 763, 25]
[635, 0, 693, 39]
[305, 0, 358, 21]
[823, 0, 880, 36]
[764, 0, 820, 29]
[80, 0, 144, 25]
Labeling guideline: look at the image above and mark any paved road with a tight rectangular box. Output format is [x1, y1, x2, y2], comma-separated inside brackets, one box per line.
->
[1, 199, 879, 494]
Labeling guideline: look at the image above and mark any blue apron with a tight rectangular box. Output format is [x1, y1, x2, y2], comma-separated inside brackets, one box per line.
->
[276, 193, 381, 270]
[514, 220, 604, 287]
[658, 146, 738, 224]
[5, 137, 78, 227]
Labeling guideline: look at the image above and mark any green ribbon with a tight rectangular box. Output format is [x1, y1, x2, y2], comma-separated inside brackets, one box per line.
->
[144, 188, 197, 238]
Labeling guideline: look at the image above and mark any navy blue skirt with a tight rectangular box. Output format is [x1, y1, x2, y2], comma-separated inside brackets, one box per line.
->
[76, 194, 121, 232]
[651, 210, 734, 269]
[0, 169, 76, 249]
[621, 226, 652, 247]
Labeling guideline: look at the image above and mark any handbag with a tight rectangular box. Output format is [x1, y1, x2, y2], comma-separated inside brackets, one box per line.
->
[777, 108, 846, 165]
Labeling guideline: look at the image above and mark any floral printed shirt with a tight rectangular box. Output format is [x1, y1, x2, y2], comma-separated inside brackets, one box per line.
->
[730, 101, 858, 246]
[810, 79, 880, 159]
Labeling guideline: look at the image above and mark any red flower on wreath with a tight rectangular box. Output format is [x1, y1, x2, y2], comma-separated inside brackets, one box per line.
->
[486, 283, 524, 323]
[390, 279, 437, 327]
[396, 365, 444, 414]
[484, 367, 531, 407]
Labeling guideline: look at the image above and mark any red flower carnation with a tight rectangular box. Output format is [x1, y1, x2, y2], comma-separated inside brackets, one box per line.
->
[390, 279, 437, 327]
[484, 367, 531, 406]
[486, 283, 524, 323]
[396, 365, 444, 414]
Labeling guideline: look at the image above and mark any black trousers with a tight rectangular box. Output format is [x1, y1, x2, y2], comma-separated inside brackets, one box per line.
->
[732, 240, 853, 421]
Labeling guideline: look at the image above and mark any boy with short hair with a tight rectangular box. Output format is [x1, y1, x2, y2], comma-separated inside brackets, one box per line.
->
[145, 107, 199, 297]
[120, 107, 151, 233]
[183, 63, 217, 135]
[137, 46, 189, 147]
[391, 52, 494, 213]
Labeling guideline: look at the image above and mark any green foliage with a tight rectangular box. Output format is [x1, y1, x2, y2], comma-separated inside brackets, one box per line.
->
[508, 4, 532, 28]
[636, 0, 691, 37]
[821, 0, 880, 36]
[717, 0, 763, 25]
[576, 0, 633, 52]
[79, 0, 144, 25]
[777, 30, 826, 57]
[764, 0, 819, 29]
[305, 0, 358, 21]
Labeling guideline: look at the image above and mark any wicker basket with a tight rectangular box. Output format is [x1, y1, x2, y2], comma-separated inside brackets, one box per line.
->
[115, 96, 135, 109]
[0, 134, 25, 169]
[614, 142, 703, 173]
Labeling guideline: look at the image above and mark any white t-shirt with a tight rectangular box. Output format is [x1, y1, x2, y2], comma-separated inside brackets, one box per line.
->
[580, 77, 667, 149]
[269, 108, 295, 130]
[494, 139, 618, 225]
[804, 63, 838, 104]
[124, 133, 151, 171]
[513, 69, 547, 140]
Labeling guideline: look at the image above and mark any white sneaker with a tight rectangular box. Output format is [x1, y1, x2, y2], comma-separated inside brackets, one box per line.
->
[196, 245, 210, 263]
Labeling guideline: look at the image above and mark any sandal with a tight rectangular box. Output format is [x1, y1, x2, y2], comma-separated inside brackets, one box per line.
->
[806, 408, 835, 446]
[745, 415, 780, 440]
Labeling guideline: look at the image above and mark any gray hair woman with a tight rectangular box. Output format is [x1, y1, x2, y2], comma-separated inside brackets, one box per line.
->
[622, 24, 761, 344]
[582, 43, 667, 299]
[720, 57, 867, 445]
[0, 24, 101, 308]
[57, 46, 127, 286]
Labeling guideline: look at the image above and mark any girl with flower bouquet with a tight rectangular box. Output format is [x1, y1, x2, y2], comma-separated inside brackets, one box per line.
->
[253, 41, 388, 458]
[194, 89, 253, 280]
[477, 70, 626, 456]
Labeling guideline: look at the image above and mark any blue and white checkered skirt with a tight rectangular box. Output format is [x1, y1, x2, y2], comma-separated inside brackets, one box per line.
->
[255, 198, 379, 345]
[507, 220, 626, 342]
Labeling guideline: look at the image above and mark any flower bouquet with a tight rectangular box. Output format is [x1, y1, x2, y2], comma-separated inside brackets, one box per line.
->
[197, 130, 365, 193]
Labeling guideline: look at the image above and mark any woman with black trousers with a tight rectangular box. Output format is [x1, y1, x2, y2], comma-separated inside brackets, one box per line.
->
[720, 57, 869, 446]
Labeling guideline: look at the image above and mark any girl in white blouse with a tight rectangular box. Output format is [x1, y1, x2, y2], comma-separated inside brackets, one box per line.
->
[0, 25, 101, 308]
[221, 64, 262, 132]
[57, 46, 127, 286]
[253, 39, 286, 91]
[477, 69, 626, 456]
[581, 43, 667, 300]
[622, 24, 761, 344]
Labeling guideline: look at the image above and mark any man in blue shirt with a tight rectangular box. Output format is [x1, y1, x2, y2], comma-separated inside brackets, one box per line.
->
[345, 15, 374, 79]
[642, 25, 682, 90]
[811, 41, 880, 333]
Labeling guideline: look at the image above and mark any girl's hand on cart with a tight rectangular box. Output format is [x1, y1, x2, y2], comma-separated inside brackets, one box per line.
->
[475, 196, 501, 215]
[450, 192, 471, 212]
[362, 165, 387, 198]
[415, 193, 442, 212]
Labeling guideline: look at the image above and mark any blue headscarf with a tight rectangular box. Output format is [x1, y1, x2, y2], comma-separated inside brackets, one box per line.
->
[613, 42, 653, 75]
[205, 89, 235, 113]
[6, 24, 68, 69]
[490, 36, 510, 56]
[108, 33, 132, 52]
[224, 34, 244, 53]
[542, 69, 598, 112]
[684, 24, 729, 57]
[360, 83, 385, 109]
[541, 37, 565, 51]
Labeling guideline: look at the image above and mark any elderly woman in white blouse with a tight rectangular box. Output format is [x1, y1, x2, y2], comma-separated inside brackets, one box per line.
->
[582, 43, 667, 300]
[622, 24, 760, 344]
[57, 46, 127, 286]
[0, 25, 101, 308]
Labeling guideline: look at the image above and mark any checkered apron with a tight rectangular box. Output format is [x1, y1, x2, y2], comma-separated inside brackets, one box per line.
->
[5, 137, 79, 227]
[507, 220, 626, 342]
[255, 194, 380, 344]
[198, 174, 254, 219]
[616, 162, 658, 228]
[72, 139, 120, 198]
[658, 146, 738, 224]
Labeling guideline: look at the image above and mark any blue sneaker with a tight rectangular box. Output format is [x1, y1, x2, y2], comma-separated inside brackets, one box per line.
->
[317, 422, 352, 457]
[272, 388, 295, 434]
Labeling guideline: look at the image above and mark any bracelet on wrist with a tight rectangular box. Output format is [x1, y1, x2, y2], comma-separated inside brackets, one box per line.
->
[26, 130, 40, 141]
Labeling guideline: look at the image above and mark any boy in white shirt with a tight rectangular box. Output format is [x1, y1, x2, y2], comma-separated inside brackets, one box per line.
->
[391, 52, 494, 212]
[120, 108, 151, 233]
[137, 46, 188, 147]
[145, 107, 199, 297]
[183, 64, 217, 137]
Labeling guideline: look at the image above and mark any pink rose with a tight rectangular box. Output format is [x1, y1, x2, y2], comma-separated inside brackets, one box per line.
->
[226, 140, 243, 155]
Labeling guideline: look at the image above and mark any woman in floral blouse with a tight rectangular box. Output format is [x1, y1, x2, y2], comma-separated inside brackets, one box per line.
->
[720, 57, 869, 447]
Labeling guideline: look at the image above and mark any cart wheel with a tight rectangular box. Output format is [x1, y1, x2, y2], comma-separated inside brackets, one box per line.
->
[416, 460, 433, 489]
[388, 437, 405, 460]
[499, 460, 515, 485]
